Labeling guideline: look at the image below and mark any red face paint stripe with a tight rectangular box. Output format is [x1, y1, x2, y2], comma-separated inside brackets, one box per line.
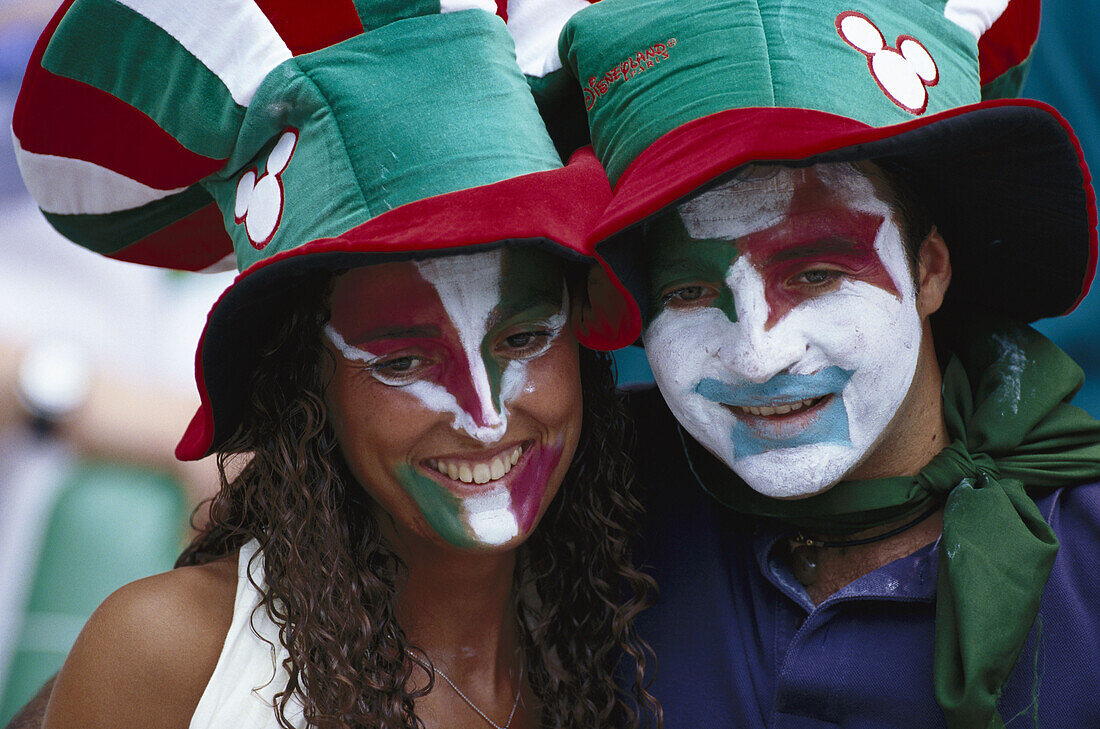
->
[330, 265, 498, 429]
[737, 181, 900, 329]
[252, 0, 363, 55]
[14, 68, 224, 189]
[111, 202, 234, 271]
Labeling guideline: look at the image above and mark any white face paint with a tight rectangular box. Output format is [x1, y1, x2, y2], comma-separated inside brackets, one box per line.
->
[415, 253, 510, 442]
[325, 249, 568, 444]
[463, 486, 519, 545]
[323, 247, 572, 550]
[644, 164, 923, 498]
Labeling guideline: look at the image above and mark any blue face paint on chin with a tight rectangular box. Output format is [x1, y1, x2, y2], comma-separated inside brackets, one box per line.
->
[695, 367, 854, 457]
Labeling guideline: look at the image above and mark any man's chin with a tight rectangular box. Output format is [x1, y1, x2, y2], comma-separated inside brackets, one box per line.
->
[727, 443, 858, 500]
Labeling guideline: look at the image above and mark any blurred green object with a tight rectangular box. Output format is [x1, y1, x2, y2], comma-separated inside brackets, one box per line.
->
[0, 462, 186, 724]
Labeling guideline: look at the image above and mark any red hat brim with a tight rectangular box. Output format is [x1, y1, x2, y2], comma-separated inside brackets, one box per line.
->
[177, 146, 624, 460]
[592, 100, 1097, 337]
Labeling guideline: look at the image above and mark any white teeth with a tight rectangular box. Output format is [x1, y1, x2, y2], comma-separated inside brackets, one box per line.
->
[739, 397, 822, 417]
[428, 446, 525, 484]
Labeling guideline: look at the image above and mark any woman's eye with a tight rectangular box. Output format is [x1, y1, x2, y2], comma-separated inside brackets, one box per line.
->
[368, 356, 429, 386]
[506, 332, 536, 348]
[498, 330, 554, 360]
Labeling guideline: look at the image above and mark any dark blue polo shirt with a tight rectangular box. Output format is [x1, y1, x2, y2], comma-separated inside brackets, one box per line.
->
[627, 389, 1100, 728]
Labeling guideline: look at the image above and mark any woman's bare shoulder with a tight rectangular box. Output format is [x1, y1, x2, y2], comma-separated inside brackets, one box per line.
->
[42, 553, 239, 729]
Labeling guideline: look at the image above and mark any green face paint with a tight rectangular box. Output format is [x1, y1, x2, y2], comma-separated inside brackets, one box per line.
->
[394, 463, 478, 549]
[385, 248, 567, 550]
[480, 247, 568, 412]
[644, 209, 739, 323]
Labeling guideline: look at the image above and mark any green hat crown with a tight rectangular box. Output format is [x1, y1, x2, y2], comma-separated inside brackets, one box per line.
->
[215, 10, 562, 272]
[15, 1, 562, 273]
[561, 0, 1015, 183]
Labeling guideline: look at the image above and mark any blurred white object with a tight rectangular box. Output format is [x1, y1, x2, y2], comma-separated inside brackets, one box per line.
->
[0, 196, 235, 396]
[0, 423, 74, 694]
[17, 339, 92, 421]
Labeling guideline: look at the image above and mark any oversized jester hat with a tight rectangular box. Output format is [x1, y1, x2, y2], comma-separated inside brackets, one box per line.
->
[513, 0, 1095, 343]
[13, 0, 628, 459]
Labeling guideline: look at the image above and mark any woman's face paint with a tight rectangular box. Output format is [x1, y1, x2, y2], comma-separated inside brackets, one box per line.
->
[643, 164, 923, 498]
[323, 248, 580, 550]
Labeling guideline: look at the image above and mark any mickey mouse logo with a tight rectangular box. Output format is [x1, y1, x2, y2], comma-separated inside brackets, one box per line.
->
[835, 11, 938, 115]
[234, 129, 298, 249]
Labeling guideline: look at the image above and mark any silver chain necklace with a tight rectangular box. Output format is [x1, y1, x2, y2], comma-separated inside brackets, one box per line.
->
[406, 649, 524, 729]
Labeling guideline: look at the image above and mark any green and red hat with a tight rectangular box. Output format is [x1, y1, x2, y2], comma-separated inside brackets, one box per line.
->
[549, 0, 1095, 346]
[13, 0, 627, 459]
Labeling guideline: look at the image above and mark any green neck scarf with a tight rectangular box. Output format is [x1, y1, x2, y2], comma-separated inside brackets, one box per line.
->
[681, 317, 1100, 728]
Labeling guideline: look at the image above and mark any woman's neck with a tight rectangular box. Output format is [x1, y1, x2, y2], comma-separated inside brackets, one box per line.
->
[390, 525, 522, 686]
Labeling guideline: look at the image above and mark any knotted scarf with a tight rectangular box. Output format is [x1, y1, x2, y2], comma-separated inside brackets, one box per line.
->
[681, 317, 1100, 728]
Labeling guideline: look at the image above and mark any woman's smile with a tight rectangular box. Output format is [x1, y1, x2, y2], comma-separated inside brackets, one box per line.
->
[424, 440, 531, 486]
[324, 247, 582, 550]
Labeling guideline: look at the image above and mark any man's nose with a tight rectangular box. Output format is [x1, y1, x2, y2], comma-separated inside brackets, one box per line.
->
[717, 267, 804, 383]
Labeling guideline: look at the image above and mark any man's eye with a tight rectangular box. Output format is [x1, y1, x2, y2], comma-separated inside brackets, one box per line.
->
[497, 330, 554, 360]
[659, 285, 714, 308]
[368, 356, 429, 386]
[794, 270, 841, 287]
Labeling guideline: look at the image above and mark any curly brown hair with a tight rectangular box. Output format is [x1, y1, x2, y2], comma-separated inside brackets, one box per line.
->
[177, 269, 662, 729]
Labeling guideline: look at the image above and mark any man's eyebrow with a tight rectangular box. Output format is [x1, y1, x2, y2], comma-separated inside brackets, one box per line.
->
[649, 255, 712, 279]
[762, 237, 868, 264]
[351, 324, 442, 343]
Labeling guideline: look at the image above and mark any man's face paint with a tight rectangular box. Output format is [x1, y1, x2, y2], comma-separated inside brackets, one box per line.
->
[324, 248, 578, 549]
[643, 164, 922, 498]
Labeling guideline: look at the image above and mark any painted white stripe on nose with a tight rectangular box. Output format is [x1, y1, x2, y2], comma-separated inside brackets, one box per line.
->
[722, 259, 804, 383]
[416, 251, 508, 443]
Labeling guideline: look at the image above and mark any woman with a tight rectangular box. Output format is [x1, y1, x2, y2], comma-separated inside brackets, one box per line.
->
[42, 248, 658, 729]
[14, 3, 657, 728]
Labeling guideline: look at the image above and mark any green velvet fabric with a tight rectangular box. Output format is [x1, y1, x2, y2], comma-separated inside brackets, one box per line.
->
[216, 10, 561, 271]
[559, 0, 979, 184]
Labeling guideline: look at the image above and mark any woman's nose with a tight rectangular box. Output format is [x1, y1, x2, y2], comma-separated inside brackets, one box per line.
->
[448, 355, 508, 443]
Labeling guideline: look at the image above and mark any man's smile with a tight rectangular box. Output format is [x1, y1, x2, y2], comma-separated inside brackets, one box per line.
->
[728, 394, 830, 418]
[695, 368, 852, 409]
[694, 368, 854, 457]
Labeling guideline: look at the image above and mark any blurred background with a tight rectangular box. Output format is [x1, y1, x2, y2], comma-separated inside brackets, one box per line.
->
[0, 0, 1097, 723]
[0, 0, 231, 720]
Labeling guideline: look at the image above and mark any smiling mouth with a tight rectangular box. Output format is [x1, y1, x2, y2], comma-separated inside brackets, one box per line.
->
[726, 394, 832, 418]
[424, 442, 530, 485]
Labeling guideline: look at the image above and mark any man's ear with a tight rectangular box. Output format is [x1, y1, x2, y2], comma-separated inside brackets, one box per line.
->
[916, 226, 951, 318]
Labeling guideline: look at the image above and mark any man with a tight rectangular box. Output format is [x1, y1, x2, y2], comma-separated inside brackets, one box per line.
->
[553, 0, 1100, 727]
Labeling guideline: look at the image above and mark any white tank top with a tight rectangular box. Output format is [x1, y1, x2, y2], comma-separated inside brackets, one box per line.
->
[189, 540, 306, 728]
